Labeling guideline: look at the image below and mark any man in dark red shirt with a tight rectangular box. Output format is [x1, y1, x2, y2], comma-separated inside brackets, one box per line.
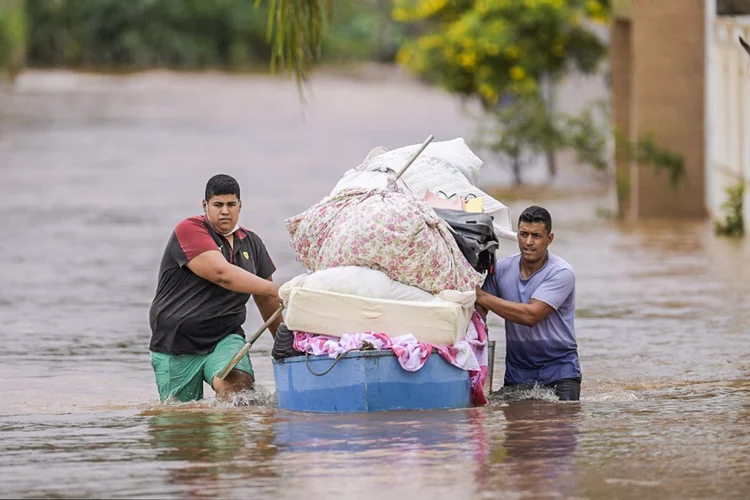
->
[149, 174, 282, 402]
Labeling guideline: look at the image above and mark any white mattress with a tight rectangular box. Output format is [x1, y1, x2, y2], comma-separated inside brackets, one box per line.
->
[283, 287, 472, 346]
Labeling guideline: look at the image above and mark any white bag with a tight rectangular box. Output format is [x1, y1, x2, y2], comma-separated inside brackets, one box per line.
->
[295, 266, 436, 302]
[338, 137, 516, 241]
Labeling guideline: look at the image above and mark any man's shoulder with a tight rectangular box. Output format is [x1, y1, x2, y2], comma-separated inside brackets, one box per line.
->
[498, 252, 521, 265]
[174, 215, 207, 232]
[548, 253, 575, 276]
[497, 253, 521, 272]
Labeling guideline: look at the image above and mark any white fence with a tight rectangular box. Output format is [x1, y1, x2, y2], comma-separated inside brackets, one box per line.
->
[710, 16, 750, 228]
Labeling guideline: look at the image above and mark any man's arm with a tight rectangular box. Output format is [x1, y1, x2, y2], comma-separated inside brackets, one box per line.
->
[475, 286, 555, 327]
[253, 276, 283, 337]
[187, 250, 279, 298]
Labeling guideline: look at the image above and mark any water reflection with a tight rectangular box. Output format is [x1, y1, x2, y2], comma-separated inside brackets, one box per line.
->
[146, 409, 279, 497]
[272, 409, 484, 454]
[269, 408, 494, 498]
[490, 401, 581, 497]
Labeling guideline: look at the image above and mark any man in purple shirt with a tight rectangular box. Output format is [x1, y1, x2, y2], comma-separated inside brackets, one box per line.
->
[476, 206, 581, 401]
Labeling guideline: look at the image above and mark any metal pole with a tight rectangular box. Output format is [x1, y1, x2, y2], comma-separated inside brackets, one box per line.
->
[395, 134, 434, 180]
[216, 306, 284, 380]
[487, 340, 496, 394]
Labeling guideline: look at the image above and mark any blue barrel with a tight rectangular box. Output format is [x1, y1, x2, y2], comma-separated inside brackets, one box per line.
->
[273, 349, 471, 413]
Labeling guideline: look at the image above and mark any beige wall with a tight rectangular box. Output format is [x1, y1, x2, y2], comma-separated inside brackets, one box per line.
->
[611, 19, 633, 220]
[612, 0, 707, 218]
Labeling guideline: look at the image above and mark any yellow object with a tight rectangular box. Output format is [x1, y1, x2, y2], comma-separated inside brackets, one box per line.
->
[465, 197, 484, 213]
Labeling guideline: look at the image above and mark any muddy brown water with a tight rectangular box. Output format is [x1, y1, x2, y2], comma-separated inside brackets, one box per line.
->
[0, 69, 748, 499]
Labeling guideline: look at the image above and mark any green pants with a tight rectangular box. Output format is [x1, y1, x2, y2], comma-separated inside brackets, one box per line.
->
[150, 334, 254, 402]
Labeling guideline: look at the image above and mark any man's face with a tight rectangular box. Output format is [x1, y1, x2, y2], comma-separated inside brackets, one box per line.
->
[517, 221, 553, 264]
[203, 194, 241, 235]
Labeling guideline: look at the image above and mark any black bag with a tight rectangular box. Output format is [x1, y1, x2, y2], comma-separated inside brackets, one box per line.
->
[272, 323, 302, 360]
[433, 208, 499, 275]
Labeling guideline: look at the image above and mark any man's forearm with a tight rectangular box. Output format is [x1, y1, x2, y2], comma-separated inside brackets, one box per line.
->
[215, 265, 278, 297]
[255, 294, 283, 336]
[476, 292, 537, 327]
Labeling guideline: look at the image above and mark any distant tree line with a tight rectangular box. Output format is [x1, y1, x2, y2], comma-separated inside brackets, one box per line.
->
[3, 0, 402, 74]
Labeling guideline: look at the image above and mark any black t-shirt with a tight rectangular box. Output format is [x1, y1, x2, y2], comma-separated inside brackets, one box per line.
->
[149, 215, 276, 355]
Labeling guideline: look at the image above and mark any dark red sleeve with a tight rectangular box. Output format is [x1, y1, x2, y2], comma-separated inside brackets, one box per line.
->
[171, 217, 218, 266]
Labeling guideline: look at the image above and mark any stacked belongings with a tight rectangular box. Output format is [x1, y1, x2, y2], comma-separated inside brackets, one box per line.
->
[276, 137, 515, 406]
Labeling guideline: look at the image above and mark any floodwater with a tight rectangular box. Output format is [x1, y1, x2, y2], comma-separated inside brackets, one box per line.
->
[0, 69, 748, 499]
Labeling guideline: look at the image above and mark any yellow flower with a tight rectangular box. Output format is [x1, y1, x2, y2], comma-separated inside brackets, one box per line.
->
[592, 12, 609, 24]
[418, 0, 448, 18]
[478, 83, 498, 105]
[396, 46, 413, 67]
[459, 52, 477, 69]
[460, 36, 475, 48]
[418, 35, 444, 50]
[392, 8, 409, 22]
[510, 66, 526, 81]
[523, 0, 537, 9]
[486, 43, 500, 56]
[586, 0, 602, 15]
[488, 20, 505, 35]
[504, 45, 521, 60]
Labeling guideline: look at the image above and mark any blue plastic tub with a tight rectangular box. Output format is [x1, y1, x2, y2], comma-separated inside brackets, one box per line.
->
[272, 349, 471, 413]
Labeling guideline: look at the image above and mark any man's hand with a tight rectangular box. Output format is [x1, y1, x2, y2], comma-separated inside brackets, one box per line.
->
[254, 275, 283, 336]
[475, 285, 488, 306]
[475, 286, 489, 319]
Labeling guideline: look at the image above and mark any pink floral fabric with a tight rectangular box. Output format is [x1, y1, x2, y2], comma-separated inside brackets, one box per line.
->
[286, 188, 482, 294]
[292, 312, 489, 406]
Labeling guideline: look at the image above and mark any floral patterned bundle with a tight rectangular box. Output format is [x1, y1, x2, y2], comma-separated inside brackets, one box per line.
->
[286, 187, 482, 294]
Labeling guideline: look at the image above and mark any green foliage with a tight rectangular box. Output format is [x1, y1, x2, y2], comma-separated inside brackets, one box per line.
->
[614, 130, 686, 188]
[565, 99, 609, 171]
[393, 0, 610, 185]
[0, 0, 26, 82]
[393, 0, 609, 106]
[473, 94, 686, 188]
[26, 0, 269, 69]
[324, 1, 405, 63]
[23, 0, 400, 72]
[715, 182, 745, 237]
[474, 93, 565, 184]
[264, 0, 331, 85]
[569, 99, 686, 188]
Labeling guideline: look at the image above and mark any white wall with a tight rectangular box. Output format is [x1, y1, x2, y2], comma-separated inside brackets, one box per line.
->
[710, 14, 750, 229]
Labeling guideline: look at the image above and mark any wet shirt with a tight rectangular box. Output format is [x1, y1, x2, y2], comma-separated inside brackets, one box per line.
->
[483, 252, 581, 386]
[149, 215, 275, 355]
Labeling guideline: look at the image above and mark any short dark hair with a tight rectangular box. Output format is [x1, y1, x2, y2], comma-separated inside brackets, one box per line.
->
[518, 205, 552, 234]
[205, 174, 240, 201]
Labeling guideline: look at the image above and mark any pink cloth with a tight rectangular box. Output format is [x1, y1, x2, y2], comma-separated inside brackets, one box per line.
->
[292, 312, 488, 406]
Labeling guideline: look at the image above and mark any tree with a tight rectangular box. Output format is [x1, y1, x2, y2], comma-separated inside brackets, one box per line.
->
[390, 0, 609, 184]
[0, 0, 26, 83]
[262, 0, 332, 88]
[392, 0, 608, 104]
